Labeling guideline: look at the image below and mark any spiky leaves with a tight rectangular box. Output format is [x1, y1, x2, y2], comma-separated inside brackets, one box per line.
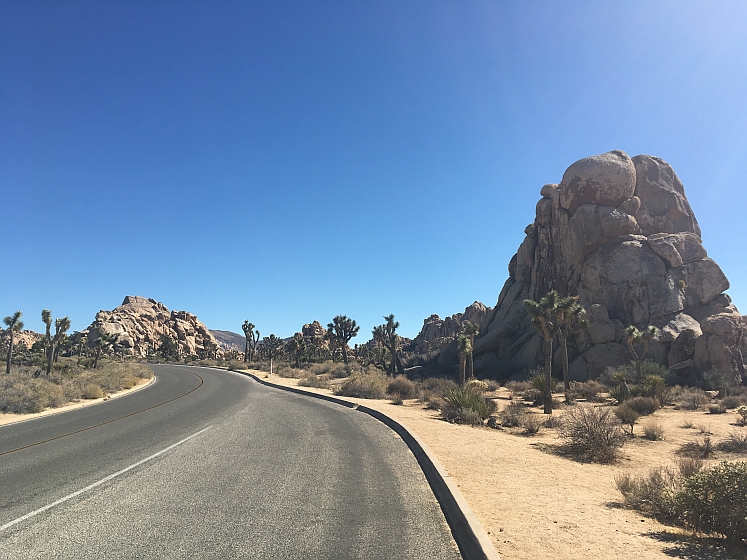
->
[327, 315, 360, 364]
[3, 311, 23, 375]
[524, 290, 562, 414]
[625, 325, 660, 383]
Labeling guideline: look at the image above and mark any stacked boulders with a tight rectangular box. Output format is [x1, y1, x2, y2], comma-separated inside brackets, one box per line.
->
[471, 151, 744, 382]
[408, 302, 491, 354]
[87, 296, 221, 358]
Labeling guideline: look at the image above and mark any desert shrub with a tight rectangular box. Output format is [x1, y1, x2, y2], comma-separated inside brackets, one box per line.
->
[544, 415, 563, 428]
[505, 380, 531, 396]
[298, 374, 330, 389]
[614, 405, 640, 435]
[425, 396, 444, 410]
[336, 371, 387, 399]
[485, 380, 501, 392]
[673, 387, 710, 411]
[708, 403, 727, 414]
[675, 456, 705, 479]
[386, 376, 417, 399]
[227, 360, 247, 371]
[677, 436, 714, 459]
[277, 366, 305, 379]
[466, 379, 489, 393]
[615, 467, 678, 515]
[702, 368, 740, 396]
[736, 405, 747, 426]
[680, 419, 694, 429]
[558, 405, 626, 463]
[311, 361, 362, 379]
[389, 392, 404, 405]
[0, 378, 66, 413]
[672, 461, 747, 543]
[716, 431, 747, 454]
[441, 386, 497, 425]
[82, 383, 104, 399]
[418, 377, 458, 398]
[641, 374, 671, 406]
[643, 422, 665, 441]
[722, 395, 746, 409]
[500, 400, 525, 427]
[520, 414, 544, 435]
[568, 380, 606, 403]
[625, 396, 659, 416]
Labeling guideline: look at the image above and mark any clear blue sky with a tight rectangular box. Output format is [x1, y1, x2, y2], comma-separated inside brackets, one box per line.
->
[2, 1, 746, 339]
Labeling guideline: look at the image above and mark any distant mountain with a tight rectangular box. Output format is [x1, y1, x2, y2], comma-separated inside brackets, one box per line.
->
[210, 330, 246, 351]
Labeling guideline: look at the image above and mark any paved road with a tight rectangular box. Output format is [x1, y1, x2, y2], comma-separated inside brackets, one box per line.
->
[0, 365, 461, 559]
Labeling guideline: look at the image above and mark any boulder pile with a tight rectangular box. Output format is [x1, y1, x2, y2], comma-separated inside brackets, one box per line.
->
[472, 151, 745, 382]
[407, 302, 491, 354]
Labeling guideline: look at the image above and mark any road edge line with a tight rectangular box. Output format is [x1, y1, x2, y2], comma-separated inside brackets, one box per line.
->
[241, 370, 500, 560]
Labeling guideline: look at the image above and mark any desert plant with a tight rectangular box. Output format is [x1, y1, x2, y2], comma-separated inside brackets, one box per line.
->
[524, 291, 562, 414]
[642, 422, 665, 441]
[625, 396, 660, 416]
[677, 436, 714, 459]
[386, 376, 416, 399]
[558, 405, 626, 462]
[736, 405, 747, 426]
[716, 431, 747, 454]
[556, 295, 588, 392]
[624, 325, 659, 383]
[389, 392, 404, 405]
[82, 383, 104, 399]
[675, 456, 705, 479]
[500, 400, 525, 427]
[680, 419, 694, 429]
[457, 334, 470, 386]
[463, 322, 480, 380]
[520, 414, 544, 435]
[327, 315, 360, 364]
[722, 395, 746, 409]
[441, 385, 497, 425]
[614, 404, 640, 435]
[568, 380, 605, 403]
[4, 311, 23, 375]
[336, 371, 387, 399]
[672, 461, 747, 544]
[615, 467, 678, 515]
[298, 374, 330, 389]
[708, 403, 727, 414]
[372, 314, 404, 376]
[466, 379, 489, 393]
[675, 387, 710, 411]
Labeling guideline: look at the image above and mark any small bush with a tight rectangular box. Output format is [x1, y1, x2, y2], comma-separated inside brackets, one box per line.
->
[716, 431, 747, 454]
[672, 461, 747, 543]
[736, 405, 747, 426]
[675, 456, 705, 479]
[708, 403, 727, 414]
[674, 387, 709, 411]
[386, 376, 417, 399]
[389, 392, 404, 405]
[615, 467, 678, 515]
[420, 377, 458, 395]
[558, 405, 626, 463]
[625, 396, 660, 416]
[336, 371, 387, 399]
[643, 422, 665, 441]
[466, 379, 489, 393]
[677, 436, 714, 459]
[722, 395, 746, 409]
[520, 414, 544, 435]
[425, 396, 444, 410]
[500, 401, 525, 427]
[680, 419, 694, 429]
[544, 415, 563, 428]
[441, 386, 497, 425]
[227, 360, 247, 371]
[82, 383, 104, 399]
[614, 405, 640, 435]
[568, 380, 606, 403]
[505, 380, 531, 396]
[298, 374, 330, 389]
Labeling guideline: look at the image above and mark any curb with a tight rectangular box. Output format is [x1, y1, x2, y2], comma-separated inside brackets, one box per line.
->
[242, 370, 500, 560]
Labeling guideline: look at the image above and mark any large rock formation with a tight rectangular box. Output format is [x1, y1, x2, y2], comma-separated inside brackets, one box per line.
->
[210, 330, 246, 352]
[407, 302, 491, 354]
[0, 329, 43, 350]
[472, 151, 745, 383]
[88, 296, 221, 358]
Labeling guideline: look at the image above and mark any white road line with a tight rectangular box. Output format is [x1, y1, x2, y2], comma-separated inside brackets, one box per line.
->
[0, 426, 212, 532]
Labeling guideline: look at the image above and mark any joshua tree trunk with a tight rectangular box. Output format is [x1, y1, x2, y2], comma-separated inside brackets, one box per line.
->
[459, 351, 467, 385]
[342, 344, 348, 364]
[544, 337, 553, 415]
[5, 330, 13, 375]
[560, 332, 570, 392]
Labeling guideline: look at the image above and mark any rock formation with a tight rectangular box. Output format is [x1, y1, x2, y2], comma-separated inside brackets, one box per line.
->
[210, 330, 246, 352]
[471, 151, 745, 383]
[302, 321, 327, 339]
[0, 329, 43, 350]
[87, 296, 221, 358]
[407, 302, 491, 354]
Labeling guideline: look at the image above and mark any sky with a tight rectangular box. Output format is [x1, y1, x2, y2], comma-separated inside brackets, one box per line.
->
[2, 1, 747, 340]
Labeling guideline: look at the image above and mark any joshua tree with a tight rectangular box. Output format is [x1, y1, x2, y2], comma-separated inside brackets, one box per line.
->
[42, 309, 53, 375]
[556, 296, 588, 392]
[286, 333, 306, 367]
[92, 331, 119, 369]
[242, 321, 259, 362]
[52, 317, 71, 365]
[457, 334, 471, 385]
[327, 315, 360, 364]
[373, 314, 404, 376]
[524, 290, 562, 414]
[624, 325, 660, 383]
[4, 311, 23, 375]
[463, 322, 480, 380]
[262, 334, 283, 374]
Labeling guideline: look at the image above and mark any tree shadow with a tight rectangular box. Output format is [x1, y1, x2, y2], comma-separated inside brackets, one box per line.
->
[643, 531, 745, 560]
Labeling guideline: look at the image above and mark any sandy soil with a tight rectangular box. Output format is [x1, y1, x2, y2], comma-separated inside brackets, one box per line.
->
[254, 371, 747, 560]
[0, 376, 154, 427]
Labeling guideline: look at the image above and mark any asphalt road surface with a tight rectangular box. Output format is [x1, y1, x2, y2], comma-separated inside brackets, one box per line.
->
[0, 365, 462, 559]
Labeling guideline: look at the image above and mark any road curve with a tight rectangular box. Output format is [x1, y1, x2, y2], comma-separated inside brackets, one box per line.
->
[0, 365, 461, 559]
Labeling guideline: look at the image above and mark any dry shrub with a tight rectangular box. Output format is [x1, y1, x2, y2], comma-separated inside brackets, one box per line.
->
[0, 378, 66, 413]
[677, 436, 714, 459]
[505, 380, 531, 396]
[558, 405, 626, 463]
[389, 393, 404, 405]
[425, 396, 444, 410]
[466, 379, 489, 393]
[708, 403, 727, 414]
[674, 387, 710, 411]
[227, 360, 247, 371]
[82, 383, 104, 399]
[716, 431, 747, 454]
[520, 414, 544, 435]
[643, 422, 665, 441]
[615, 467, 678, 515]
[276, 366, 305, 379]
[625, 396, 659, 416]
[614, 405, 640, 435]
[335, 371, 387, 399]
[721, 395, 746, 409]
[680, 419, 695, 429]
[441, 385, 496, 425]
[500, 400, 525, 427]
[386, 376, 416, 399]
[298, 373, 330, 389]
[544, 415, 563, 428]
[311, 361, 362, 379]
[675, 456, 705, 479]
[568, 380, 606, 402]
[419, 377, 458, 396]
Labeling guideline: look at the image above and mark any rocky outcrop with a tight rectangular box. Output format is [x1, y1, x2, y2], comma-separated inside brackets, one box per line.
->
[473, 151, 745, 382]
[302, 321, 326, 339]
[210, 330, 246, 352]
[87, 296, 221, 358]
[408, 302, 491, 354]
[0, 329, 43, 350]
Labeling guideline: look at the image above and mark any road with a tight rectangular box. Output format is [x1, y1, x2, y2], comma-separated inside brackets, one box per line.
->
[0, 365, 462, 559]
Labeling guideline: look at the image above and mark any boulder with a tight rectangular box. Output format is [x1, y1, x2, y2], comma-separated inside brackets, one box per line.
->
[569, 342, 630, 381]
[586, 304, 616, 344]
[559, 151, 636, 215]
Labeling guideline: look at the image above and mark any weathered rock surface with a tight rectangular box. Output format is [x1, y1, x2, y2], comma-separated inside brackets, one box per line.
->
[87, 296, 221, 358]
[472, 151, 744, 381]
[407, 302, 491, 354]
[210, 330, 246, 352]
[302, 321, 326, 339]
[0, 329, 43, 350]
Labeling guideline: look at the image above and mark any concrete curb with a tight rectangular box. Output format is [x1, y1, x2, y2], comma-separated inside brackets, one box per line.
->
[242, 370, 500, 560]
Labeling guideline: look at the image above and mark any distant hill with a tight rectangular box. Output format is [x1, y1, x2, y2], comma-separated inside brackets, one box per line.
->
[210, 330, 246, 351]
